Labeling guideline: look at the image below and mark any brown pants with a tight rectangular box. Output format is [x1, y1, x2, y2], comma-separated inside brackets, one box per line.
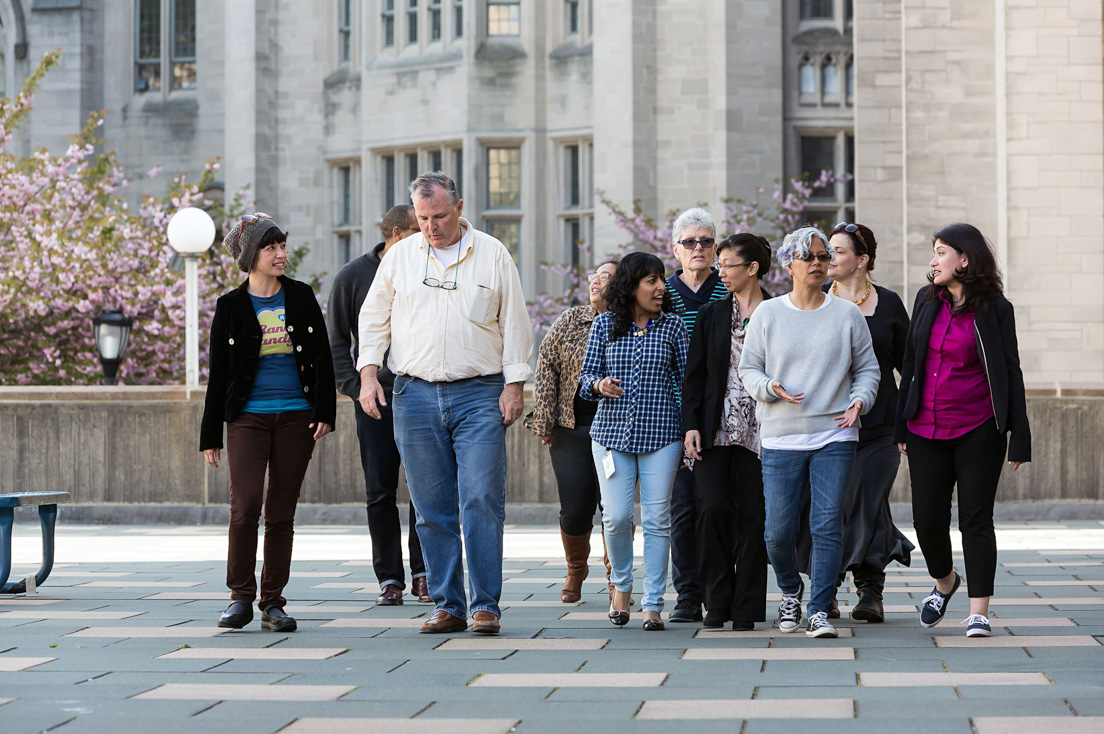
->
[225, 410, 315, 610]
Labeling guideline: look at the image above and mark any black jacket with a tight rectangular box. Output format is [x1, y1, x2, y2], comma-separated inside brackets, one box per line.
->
[200, 276, 337, 451]
[894, 286, 1031, 463]
[326, 243, 395, 400]
[682, 288, 772, 451]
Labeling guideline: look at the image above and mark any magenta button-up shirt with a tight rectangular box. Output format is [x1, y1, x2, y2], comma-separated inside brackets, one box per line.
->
[907, 297, 993, 440]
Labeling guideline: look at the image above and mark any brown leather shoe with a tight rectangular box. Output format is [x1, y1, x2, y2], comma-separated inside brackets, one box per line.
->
[411, 576, 431, 603]
[471, 610, 501, 635]
[375, 585, 403, 606]
[419, 609, 468, 634]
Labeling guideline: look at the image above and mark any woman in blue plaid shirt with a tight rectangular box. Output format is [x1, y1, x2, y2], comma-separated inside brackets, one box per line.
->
[579, 252, 689, 631]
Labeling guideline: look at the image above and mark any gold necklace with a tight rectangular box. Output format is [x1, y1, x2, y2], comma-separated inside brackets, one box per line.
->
[833, 279, 872, 306]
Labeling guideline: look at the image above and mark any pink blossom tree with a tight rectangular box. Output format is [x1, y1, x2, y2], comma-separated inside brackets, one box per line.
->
[527, 170, 843, 337]
[0, 51, 314, 386]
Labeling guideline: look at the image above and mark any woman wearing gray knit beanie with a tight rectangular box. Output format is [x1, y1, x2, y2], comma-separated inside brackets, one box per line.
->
[738, 226, 880, 640]
[200, 213, 336, 632]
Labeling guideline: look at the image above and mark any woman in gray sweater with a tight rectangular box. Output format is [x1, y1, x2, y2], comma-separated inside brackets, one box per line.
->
[738, 226, 880, 639]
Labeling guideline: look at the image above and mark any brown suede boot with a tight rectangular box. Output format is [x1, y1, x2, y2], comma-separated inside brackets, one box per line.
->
[560, 529, 591, 603]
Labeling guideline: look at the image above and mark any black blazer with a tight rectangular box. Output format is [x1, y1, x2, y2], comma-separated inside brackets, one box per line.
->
[682, 289, 772, 451]
[200, 276, 337, 451]
[894, 286, 1031, 463]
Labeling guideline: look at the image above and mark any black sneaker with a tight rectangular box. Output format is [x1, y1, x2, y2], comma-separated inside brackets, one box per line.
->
[963, 614, 992, 638]
[920, 571, 961, 628]
[776, 580, 804, 633]
[806, 610, 838, 638]
[731, 620, 755, 631]
[668, 604, 703, 623]
[261, 605, 298, 632]
[217, 601, 253, 629]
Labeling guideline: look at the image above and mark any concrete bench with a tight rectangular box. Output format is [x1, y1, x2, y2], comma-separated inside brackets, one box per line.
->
[0, 491, 70, 594]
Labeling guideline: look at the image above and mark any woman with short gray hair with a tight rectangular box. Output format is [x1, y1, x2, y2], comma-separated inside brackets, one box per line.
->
[738, 226, 880, 639]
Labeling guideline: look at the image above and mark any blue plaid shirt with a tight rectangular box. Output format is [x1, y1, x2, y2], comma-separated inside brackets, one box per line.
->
[578, 311, 688, 453]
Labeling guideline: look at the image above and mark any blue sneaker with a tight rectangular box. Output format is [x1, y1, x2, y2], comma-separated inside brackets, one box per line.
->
[920, 571, 961, 628]
[963, 614, 992, 637]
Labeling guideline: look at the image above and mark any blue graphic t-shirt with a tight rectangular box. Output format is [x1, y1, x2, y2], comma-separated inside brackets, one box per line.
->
[241, 288, 312, 414]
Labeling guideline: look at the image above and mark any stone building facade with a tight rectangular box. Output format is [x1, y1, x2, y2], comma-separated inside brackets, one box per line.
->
[2, 0, 1101, 388]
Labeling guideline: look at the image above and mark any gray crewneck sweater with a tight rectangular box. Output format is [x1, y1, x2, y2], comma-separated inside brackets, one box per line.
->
[738, 294, 880, 438]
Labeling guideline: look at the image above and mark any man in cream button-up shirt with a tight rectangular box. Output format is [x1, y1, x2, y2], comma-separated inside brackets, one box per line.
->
[357, 172, 533, 635]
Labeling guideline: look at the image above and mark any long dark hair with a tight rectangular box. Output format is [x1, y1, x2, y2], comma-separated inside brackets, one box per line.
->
[606, 252, 672, 341]
[925, 223, 1004, 312]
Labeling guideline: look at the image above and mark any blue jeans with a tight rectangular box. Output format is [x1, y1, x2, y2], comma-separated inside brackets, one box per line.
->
[392, 374, 507, 619]
[592, 440, 682, 612]
[762, 440, 856, 615]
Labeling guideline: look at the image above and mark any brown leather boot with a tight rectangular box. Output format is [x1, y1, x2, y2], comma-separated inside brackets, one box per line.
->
[560, 529, 591, 603]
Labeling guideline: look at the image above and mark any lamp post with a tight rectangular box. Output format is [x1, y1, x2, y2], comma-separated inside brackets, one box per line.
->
[166, 207, 216, 388]
[92, 309, 133, 385]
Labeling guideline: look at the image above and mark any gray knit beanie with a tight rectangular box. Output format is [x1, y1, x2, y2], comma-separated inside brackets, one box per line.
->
[224, 213, 281, 272]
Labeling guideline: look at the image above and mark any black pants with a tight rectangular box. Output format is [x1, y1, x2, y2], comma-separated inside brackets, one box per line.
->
[548, 422, 600, 536]
[670, 466, 701, 607]
[692, 445, 768, 622]
[353, 398, 425, 589]
[907, 418, 1007, 598]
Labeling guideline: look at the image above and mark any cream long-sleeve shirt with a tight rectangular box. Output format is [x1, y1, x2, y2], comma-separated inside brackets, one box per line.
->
[356, 218, 534, 384]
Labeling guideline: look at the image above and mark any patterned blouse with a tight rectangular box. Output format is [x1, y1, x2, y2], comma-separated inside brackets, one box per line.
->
[578, 310, 688, 453]
[713, 299, 762, 457]
[523, 305, 597, 437]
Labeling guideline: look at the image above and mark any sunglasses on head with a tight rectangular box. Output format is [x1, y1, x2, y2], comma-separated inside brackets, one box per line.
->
[236, 212, 274, 250]
[834, 221, 869, 251]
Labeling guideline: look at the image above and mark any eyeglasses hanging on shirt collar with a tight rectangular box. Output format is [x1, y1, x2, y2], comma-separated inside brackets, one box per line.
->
[422, 240, 463, 290]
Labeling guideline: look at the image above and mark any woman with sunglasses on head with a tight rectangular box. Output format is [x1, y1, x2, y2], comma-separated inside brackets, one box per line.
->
[201, 213, 336, 632]
[895, 223, 1030, 638]
[738, 226, 880, 639]
[818, 222, 915, 623]
[580, 252, 688, 631]
[682, 234, 773, 631]
[525, 258, 620, 604]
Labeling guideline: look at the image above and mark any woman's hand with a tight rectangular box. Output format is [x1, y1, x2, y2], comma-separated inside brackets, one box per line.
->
[684, 430, 703, 461]
[771, 380, 804, 404]
[835, 401, 863, 428]
[539, 434, 553, 446]
[897, 442, 908, 456]
[311, 422, 334, 440]
[594, 377, 624, 398]
[203, 448, 220, 468]
[1010, 461, 1025, 471]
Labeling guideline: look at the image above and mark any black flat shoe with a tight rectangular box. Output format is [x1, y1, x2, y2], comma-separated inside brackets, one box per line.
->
[218, 601, 253, 629]
[731, 620, 755, 631]
[703, 608, 730, 629]
[261, 605, 297, 632]
[642, 613, 665, 631]
[608, 589, 631, 627]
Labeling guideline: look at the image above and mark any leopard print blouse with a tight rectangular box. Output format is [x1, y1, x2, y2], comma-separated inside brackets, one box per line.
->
[523, 305, 597, 437]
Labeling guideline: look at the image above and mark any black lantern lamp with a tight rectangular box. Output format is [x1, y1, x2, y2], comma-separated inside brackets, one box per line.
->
[92, 309, 133, 385]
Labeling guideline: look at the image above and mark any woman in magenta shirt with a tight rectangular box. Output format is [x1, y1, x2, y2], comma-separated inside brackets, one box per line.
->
[895, 223, 1031, 638]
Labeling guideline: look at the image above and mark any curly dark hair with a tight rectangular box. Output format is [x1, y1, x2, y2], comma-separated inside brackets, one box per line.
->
[925, 223, 1004, 312]
[606, 252, 672, 341]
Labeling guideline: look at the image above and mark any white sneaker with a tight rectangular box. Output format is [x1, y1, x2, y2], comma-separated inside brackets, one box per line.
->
[963, 614, 992, 637]
[806, 610, 838, 638]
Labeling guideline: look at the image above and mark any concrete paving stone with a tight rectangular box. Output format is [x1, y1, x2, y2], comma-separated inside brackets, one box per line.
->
[134, 683, 358, 701]
[158, 647, 349, 660]
[287, 572, 351, 578]
[470, 672, 667, 687]
[637, 698, 855, 720]
[856, 648, 1032, 665]
[0, 698, 12, 706]
[435, 637, 608, 650]
[78, 582, 204, 588]
[143, 593, 252, 600]
[683, 648, 855, 661]
[1024, 581, 1104, 586]
[987, 617, 1076, 626]
[747, 721, 970, 734]
[320, 618, 426, 628]
[692, 628, 854, 639]
[282, 718, 521, 734]
[859, 672, 1051, 686]
[0, 610, 145, 620]
[0, 656, 56, 671]
[0, 599, 65, 605]
[934, 635, 1103, 648]
[1065, 697, 1104, 716]
[414, 700, 643, 722]
[973, 716, 1104, 733]
[284, 606, 372, 614]
[1003, 562, 1103, 567]
[500, 600, 586, 607]
[66, 626, 230, 638]
[988, 598, 1104, 606]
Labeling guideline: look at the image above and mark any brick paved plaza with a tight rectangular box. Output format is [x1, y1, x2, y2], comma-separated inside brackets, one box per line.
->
[1, 522, 1103, 732]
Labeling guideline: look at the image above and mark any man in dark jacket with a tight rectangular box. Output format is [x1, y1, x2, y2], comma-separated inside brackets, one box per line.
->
[327, 204, 425, 605]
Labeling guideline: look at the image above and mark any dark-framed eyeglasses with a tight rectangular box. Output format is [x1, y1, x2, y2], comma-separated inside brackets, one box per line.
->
[422, 242, 462, 290]
[833, 221, 869, 251]
[795, 252, 832, 263]
[718, 261, 754, 272]
[677, 237, 716, 250]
